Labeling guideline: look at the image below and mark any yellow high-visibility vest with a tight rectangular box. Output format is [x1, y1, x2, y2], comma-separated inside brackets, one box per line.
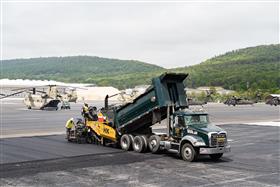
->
[83, 105, 89, 112]
[65, 119, 74, 129]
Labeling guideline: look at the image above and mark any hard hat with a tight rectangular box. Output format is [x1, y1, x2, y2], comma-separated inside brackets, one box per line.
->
[70, 117, 74, 121]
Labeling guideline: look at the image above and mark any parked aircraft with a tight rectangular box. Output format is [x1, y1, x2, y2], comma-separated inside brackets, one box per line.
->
[0, 85, 84, 110]
[224, 96, 259, 106]
[265, 94, 280, 106]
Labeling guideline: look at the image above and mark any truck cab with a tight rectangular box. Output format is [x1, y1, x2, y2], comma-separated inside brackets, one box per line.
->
[159, 109, 231, 161]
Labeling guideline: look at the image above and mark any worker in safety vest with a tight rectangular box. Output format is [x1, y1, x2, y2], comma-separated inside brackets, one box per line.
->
[97, 112, 106, 122]
[81, 103, 89, 118]
[65, 118, 75, 139]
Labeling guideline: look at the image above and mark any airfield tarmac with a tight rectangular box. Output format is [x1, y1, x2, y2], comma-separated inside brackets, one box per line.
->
[0, 100, 279, 186]
[1, 100, 279, 138]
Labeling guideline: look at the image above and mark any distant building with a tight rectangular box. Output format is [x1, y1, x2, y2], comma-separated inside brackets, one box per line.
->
[185, 86, 235, 95]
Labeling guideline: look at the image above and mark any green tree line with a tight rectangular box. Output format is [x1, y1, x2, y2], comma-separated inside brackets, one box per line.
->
[1, 44, 279, 92]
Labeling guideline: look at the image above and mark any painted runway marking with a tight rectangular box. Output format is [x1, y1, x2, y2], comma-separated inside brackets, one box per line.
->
[245, 121, 280, 127]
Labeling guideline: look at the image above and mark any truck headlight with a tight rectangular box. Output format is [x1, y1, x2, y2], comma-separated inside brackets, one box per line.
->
[187, 129, 198, 135]
[193, 139, 206, 146]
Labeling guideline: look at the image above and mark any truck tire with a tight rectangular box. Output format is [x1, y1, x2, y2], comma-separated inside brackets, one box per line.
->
[120, 134, 132, 151]
[148, 135, 161, 153]
[141, 135, 149, 152]
[209, 153, 223, 161]
[181, 143, 198, 162]
[133, 136, 145, 153]
[128, 134, 134, 145]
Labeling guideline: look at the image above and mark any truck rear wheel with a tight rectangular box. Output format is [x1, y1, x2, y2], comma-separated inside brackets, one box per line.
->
[128, 134, 134, 144]
[133, 136, 145, 153]
[148, 135, 161, 153]
[141, 135, 148, 152]
[120, 134, 132, 151]
[209, 153, 223, 161]
[181, 143, 198, 162]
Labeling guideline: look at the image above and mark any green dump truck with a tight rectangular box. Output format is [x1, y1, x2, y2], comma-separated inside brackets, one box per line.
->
[84, 73, 231, 162]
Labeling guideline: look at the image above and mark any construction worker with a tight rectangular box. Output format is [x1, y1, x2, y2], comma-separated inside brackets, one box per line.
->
[65, 118, 75, 139]
[88, 106, 98, 121]
[97, 112, 108, 122]
[81, 103, 89, 118]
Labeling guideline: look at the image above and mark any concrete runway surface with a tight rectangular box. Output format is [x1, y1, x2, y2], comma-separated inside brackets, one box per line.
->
[0, 100, 279, 186]
[1, 100, 279, 138]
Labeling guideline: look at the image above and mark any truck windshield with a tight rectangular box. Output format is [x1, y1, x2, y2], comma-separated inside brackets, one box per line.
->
[184, 115, 209, 125]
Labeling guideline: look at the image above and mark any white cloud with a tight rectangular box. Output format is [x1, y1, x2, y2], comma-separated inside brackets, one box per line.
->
[2, 1, 279, 68]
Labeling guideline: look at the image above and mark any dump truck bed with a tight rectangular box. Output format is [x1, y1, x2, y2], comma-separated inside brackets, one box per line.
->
[114, 73, 188, 134]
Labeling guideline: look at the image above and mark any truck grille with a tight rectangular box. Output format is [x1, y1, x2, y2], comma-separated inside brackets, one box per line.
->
[210, 133, 226, 147]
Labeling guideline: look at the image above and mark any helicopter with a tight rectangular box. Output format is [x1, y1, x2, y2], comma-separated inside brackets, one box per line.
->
[0, 85, 84, 110]
[115, 86, 150, 104]
[60, 87, 78, 103]
[265, 94, 280, 106]
[224, 95, 259, 106]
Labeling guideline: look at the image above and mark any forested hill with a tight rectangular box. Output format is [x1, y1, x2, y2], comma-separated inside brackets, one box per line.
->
[1, 44, 279, 90]
[174, 44, 280, 90]
[1, 56, 164, 83]
[202, 44, 279, 65]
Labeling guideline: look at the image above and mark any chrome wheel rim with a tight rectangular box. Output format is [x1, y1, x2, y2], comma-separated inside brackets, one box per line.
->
[184, 147, 192, 159]
[150, 139, 157, 148]
[122, 138, 128, 149]
[134, 140, 140, 150]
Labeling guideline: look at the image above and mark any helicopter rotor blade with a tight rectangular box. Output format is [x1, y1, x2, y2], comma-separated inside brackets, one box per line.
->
[0, 90, 26, 99]
[58, 85, 87, 90]
[11, 87, 29, 92]
[34, 90, 47, 94]
[11, 85, 88, 92]
[11, 85, 55, 91]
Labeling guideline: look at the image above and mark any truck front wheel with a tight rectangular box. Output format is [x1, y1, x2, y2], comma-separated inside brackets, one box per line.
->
[181, 143, 198, 162]
[120, 134, 132, 151]
[209, 153, 223, 160]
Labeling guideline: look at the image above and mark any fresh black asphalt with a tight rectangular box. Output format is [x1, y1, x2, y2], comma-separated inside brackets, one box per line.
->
[0, 124, 279, 186]
[0, 100, 279, 186]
